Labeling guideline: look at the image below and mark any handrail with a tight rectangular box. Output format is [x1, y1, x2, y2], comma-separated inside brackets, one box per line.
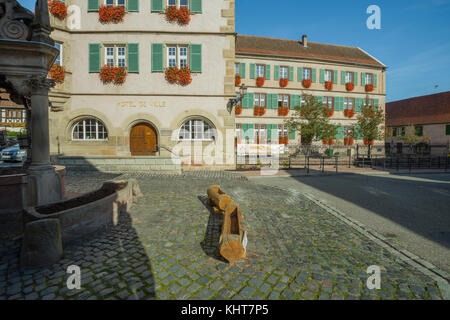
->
[159, 145, 181, 158]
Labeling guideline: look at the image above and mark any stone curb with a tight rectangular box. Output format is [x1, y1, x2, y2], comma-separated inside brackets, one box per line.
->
[258, 182, 450, 300]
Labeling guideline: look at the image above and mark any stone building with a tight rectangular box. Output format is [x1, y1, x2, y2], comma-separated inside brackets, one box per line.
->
[234, 34, 386, 151]
[48, 0, 236, 170]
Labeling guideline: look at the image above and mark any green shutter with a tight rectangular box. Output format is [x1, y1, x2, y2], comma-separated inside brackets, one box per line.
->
[290, 94, 299, 110]
[341, 71, 346, 84]
[289, 126, 295, 139]
[446, 124, 450, 135]
[265, 65, 271, 80]
[240, 63, 246, 79]
[127, 43, 139, 73]
[311, 68, 316, 83]
[247, 124, 254, 139]
[190, 44, 202, 72]
[190, 0, 202, 13]
[274, 65, 280, 81]
[88, 43, 100, 73]
[266, 94, 272, 109]
[151, 0, 164, 12]
[127, 0, 139, 12]
[355, 98, 362, 112]
[374, 98, 379, 111]
[374, 74, 378, 87]
[354, 72, 358, 85]
[272, 94, 278, 109]
[355, 126, 362, 139]
[151, 43, 163, 72]
[267, 124, 272, 139]
[335, 126, 344, 139]
[333, 70, 338, 84]
[88, 0, 99, 11]
[248, 93, 254, 108]
[241, 94, 248, 108]
[297, 67, 303, 82]
[250, 64, 255, 79]
[289, 66, 294, 81]
[361, 72, 366, 86]
[319, 69, 324, 83]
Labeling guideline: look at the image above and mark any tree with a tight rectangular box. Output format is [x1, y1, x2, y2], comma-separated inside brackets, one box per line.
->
[397, 124, 430, 144]
[285, 94, 336, 150]
[356, 96, 385, 157]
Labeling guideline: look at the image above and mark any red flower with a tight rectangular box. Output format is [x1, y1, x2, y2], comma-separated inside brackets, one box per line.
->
[235, 75, 241, 86]
[256, 77, 265, 87]
[235, 105, 242, 115]
[345, 82, 354, 91]
[48, 64, 65, 83]
[344, 109, 355, 118]
[165, 5, 178, 21]
[325, 81, 333, 91]
[99, 65, 127, 85]
[98, 5, 126, 24]
[279, 78, 288, 87]
[325, 108, 334, 118]
[165, 66, 192, 85]
[48, 0, 67, 20]
[364, 139, 375, 145]
[302, 79, 312, 88]
[177, 6, 191, 25]
[365, 84, 374, 92]
[253, 106, 266, 116]
[278, 106, 289, 116]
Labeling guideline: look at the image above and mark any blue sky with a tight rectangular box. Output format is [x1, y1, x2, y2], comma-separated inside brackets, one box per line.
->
[21, 0, 450, 102]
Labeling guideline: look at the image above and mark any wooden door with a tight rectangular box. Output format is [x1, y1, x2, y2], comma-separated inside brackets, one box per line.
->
[130, 123, 157, 156]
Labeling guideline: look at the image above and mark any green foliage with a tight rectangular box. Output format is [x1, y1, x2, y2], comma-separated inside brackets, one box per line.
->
[356, 97, 384, 141]
[285, 94, 336, 144]
[397, 124, 430, 144]
[6, 131, 26, 137]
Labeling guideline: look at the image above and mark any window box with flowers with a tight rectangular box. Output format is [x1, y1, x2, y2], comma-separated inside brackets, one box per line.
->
[165, 5, 191, 25]
[256, 77, 265, 87]
[279, 78, 288, 87]
[165, 66, 192, 85]
[48, 64, 65, 83]
[325, 108, 334, 118]
[235, 105, 242, 115]
[302, 79, 312, 88]
[279, 136, 289, 145]
[364, 139, 375, 145]
[346, 82, 354, 91]
[278, 106, 289, 116]
[48, 0, 67, 20]
[98, 5, 126, 24]
[365, 84, 374, 92]
[344, 109, 355, 118]
[324, 81, 333, 91]
[322, 138, 334, 145]
[253, 106, 266, 116]
[235, 75, 241, 86]
[344, 137, 354, 146]
[99, 65, 127, 85]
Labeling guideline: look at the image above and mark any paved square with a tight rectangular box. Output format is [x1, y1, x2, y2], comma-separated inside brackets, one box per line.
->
[0, 172, 445, 300]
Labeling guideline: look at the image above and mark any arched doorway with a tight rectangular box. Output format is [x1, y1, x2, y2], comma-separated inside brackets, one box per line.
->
[130, 123, 158, 156]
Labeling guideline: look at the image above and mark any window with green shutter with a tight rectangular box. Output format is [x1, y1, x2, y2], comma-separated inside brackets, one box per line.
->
[297, 67, 303, 82]
[335, 126, 344, 139]
[88, 43, 101, 73]
[319, 69, 324, 83]
[333, 70, 338, 84]
[274, 65, 280, 81]
[190, 44, 202, 72]
[341, 71, 346, 85]
[250, 64, 255, 79]
[265, 65, 271, 80]
[151, 0, 164, 12]
[289, 66, 294, 81]
[312, 68, 317, 83]
[190, 0, 202, 13]
[374, 74, 378, 87]
[240, 63, 246, 79]
[127, 43, 139, 73]
[290, 94, 300, 110]
[361, 72, 366, 86]
[127, 0, 139, 12]
[271, 94, 277, 109]
[88, 0, 99, 11]
[354, 72, 358, 85]
[151, 43, 163, 72]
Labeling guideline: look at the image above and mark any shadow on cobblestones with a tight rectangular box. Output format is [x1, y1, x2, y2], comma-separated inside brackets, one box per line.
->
[198, 195, 227, 263]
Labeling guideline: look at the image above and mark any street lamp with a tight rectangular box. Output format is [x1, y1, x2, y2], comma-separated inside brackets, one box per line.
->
[227, 83, 247, 114]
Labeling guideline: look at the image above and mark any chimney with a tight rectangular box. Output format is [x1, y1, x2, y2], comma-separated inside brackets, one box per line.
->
[302, 34, 308, 48]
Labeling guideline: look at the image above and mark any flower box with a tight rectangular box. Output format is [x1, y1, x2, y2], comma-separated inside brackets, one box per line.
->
[344, 109, 355, 118]
[363, 139, 375, 145]
[165, 6, 191, 25]
[253, 106, 266, 116]
[345, 82, 354, 91]
[278, 107, 289, 116]
[302, 79, 312, 88]
[99, 65, 127, 85]
[256, 77, 265, 87]
[279, 78, 288, 87]
[99, 5, 126, 24]
[279, 137, 289, 145]
[48, 0, 67, 20]
[49, 64, 65, 83]
[325, 81, 333, 91]
[325, 108, 334, 118]
[235, 75, 241, 86]
[344, 137, 355, 146]
[235, 105, 242, 115]
[165, 66, 192, 85]
[365, 84, 374, 92]
[322, 138, 334, 145]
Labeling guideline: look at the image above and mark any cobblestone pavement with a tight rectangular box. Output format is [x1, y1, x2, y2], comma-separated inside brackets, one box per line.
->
[0, 171, 446, 300]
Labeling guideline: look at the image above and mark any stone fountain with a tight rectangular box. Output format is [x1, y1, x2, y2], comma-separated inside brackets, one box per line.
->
[0, 0, 64, 238]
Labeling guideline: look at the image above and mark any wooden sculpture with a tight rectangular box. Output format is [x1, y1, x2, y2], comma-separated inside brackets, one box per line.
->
[206, 185, 232, 212]
[219, 201, 247, 263]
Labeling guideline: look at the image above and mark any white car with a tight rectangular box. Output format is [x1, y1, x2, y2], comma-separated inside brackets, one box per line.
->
[1, 144, 27, 162]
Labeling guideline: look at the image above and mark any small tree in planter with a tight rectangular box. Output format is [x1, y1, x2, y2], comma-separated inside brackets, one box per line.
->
[285, 94, 335, 155]
[356, 96, 384, 157]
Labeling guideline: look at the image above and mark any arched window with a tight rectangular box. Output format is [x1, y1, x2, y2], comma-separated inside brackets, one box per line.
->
[72, 118, 108, 141]
[179, 119, 216, 141]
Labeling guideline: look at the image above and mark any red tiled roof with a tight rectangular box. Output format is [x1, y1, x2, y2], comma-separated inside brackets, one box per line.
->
[0, 92, 23, 108]
[236, 34, 385, 67]
[386, 91, 450, 126]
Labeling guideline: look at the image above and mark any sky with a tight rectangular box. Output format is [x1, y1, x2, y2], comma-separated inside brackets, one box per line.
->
[20, 0, 450, 102]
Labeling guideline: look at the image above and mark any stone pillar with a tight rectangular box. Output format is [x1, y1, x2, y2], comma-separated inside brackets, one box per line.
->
[29, 87, 51, 167]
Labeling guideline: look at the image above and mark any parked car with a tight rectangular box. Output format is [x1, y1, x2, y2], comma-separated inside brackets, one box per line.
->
[1, 144, 27, 162]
